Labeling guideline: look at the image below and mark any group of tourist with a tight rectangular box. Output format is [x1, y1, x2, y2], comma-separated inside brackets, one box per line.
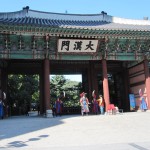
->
[0, 88, 148, 119]
[79, 88, 148, 116]
[79, 91, 105, 116]
[52, 91, 105, 117]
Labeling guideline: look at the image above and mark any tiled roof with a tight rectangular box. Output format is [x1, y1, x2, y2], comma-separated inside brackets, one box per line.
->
[0, 6, 150, 31]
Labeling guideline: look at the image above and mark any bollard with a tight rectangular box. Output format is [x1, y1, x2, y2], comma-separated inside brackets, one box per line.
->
[46, 109, 53, 118]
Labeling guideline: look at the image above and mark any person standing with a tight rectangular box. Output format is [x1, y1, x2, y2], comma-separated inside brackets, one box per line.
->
[97, 95, 105, 115]
[26, 104, 30, 116]
[55, 98, 63, 116]
[92, 98, 99, 115]
[52, 102, 56, 117]
[139, 89, 148, 112]
[80, 92, 89, 116]
[37, 104, 40, 116]
[0, 99, 4, 119]
[92, 90, 98, 114]
[0, 90, 6, 119]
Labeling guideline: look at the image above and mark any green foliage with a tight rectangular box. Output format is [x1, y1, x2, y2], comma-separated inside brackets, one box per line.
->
[8, 74, 39, 115]
[50, 75, 66, 98]
[50, 75, 82, 107]
[8, 74, 81, 115]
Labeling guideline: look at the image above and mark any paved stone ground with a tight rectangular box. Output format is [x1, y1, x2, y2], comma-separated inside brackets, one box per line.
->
[0, 111, 150, 150]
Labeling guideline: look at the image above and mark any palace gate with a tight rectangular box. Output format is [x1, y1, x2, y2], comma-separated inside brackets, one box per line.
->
[0, 7, 150, 116]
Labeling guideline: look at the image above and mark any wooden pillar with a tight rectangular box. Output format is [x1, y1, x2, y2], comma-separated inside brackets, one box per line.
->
[144, 59, 150, 109]
[39, 72, 44, 115]
[88, 64, 92, 102]
[44, 59, 50, 112]
[3, 69, 8, 117]
[122, 68, 130, 111]
[82, 72, 85, 92]
[94, 70, 98, 98]
[90, 62, 98, 98]
[102, 59, 110, 111]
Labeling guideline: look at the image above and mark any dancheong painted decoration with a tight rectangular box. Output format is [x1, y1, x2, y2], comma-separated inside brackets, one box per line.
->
[0, 6, 150, 61]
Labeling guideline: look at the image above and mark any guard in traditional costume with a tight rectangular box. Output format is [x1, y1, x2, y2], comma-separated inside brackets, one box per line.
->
[55, 98, 63, 116]
[92, 90, 99, 114]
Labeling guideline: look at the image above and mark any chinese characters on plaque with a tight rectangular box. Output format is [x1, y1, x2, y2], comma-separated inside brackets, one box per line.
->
[58, 39, 98, 53]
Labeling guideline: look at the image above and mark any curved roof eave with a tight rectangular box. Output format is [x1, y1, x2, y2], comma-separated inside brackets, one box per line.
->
[1, 21, 150, 32]
[0, 7, 150, 31]
[0, 8, 106, 22]
[60, 24, 150, 31]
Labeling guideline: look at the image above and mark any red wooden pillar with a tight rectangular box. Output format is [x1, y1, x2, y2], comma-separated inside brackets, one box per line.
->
[144, 59, 150, 109]
[94, 70, 98, 98]
[102, 59, 110, 111]
[88, 65, 92, 102]
[44, 59, 50, 112]
[91, 62, 98, 98]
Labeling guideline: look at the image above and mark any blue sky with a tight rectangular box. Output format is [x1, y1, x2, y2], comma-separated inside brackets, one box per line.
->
[1, 0, 149, 82]
[1, 0, 150, 19]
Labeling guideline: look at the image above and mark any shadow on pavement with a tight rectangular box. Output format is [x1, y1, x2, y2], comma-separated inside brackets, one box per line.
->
[0, 115, 79, 141]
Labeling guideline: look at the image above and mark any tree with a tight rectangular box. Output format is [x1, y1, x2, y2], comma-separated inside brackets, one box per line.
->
[50, 75, 82, 107]
[8, 74, 39, 115]
[50, 75, 66, 104]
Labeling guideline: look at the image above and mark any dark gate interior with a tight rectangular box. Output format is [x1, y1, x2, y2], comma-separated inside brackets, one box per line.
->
[6, 59, 130, 116]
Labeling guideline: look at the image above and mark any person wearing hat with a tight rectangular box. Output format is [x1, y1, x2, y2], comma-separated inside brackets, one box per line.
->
[80, 92, 89, 116]
[92, 90, 98, 115]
